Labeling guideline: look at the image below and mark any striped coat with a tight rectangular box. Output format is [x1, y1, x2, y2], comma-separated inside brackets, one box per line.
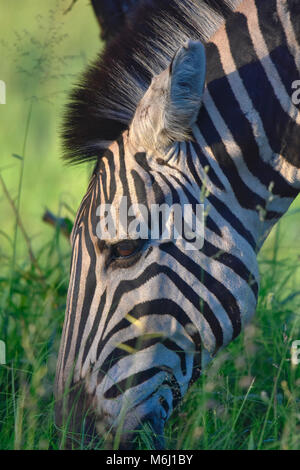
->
[55, 0, 300, 449]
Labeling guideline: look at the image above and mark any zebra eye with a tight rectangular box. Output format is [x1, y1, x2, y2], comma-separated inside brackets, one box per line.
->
[111, 240, 142, 259]
[106, 239, 147, 269]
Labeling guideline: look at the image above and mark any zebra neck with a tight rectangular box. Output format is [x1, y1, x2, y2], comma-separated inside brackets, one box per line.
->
[190, 0, 300, 251]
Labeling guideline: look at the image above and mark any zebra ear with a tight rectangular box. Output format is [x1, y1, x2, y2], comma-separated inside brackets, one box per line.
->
[129, 40, 206, 153]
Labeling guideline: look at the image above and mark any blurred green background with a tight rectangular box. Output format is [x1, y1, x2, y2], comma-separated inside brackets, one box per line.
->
[0, 0, 100, 264]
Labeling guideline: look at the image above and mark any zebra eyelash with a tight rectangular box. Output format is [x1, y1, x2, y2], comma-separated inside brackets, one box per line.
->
[105, 239, 148, 269]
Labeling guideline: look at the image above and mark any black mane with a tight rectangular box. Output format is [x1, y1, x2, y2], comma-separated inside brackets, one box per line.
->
[62, 0, 239, 165]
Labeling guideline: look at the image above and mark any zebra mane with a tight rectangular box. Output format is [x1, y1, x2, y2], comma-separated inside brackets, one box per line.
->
[62, 0, 241, 165]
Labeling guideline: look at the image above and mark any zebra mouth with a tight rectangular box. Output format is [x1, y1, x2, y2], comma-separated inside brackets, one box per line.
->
[113, 410, 166, 450]
[94, 385, 169, 449]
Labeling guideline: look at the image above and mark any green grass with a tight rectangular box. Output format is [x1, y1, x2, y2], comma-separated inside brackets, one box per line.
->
[0, 0, 98, 261]
[0, 219, 300, 450]
[1, 0, 300, 451]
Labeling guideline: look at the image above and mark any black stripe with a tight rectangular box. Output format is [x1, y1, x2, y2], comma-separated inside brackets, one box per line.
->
[164, 168, 257, 250]
[160, 243, 242, 340]
[195, 107, 280, 213]
[131, 169, 148, 206]
[98, 268, 221, 359]
[73, 177, 96, 235]
[63, 228, 83, 369]
[257, 0, 299, 98]
[205, 40, 298, 198]
[202, 240, 259, 298]
[209, 193, 257, 250]
[187, 140, 225, 192]
[98, 150, 117, 205]
[82, 291, 107, 365]
[104, 367, 164, 399]
[156, 149, 194, 187]
[135, 152, 166, 205]
[157, 170, 223, 238]
[287, 0, 300, 46]
[227, 13, 300, 170]
[74, 206, 98, 362]
[100, 335, 188, 377]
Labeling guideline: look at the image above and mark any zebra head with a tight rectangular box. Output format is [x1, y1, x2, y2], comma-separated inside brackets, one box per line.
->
[56, 40, 209, 449]
[55, 0, 300, 449]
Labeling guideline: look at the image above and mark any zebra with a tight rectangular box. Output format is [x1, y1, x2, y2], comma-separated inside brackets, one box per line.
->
[55, 0, 300, 449]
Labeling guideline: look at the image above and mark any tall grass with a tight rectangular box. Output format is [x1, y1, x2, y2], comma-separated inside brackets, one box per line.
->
[0, 212, 299, 449]
[0, 0, 300, 451]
